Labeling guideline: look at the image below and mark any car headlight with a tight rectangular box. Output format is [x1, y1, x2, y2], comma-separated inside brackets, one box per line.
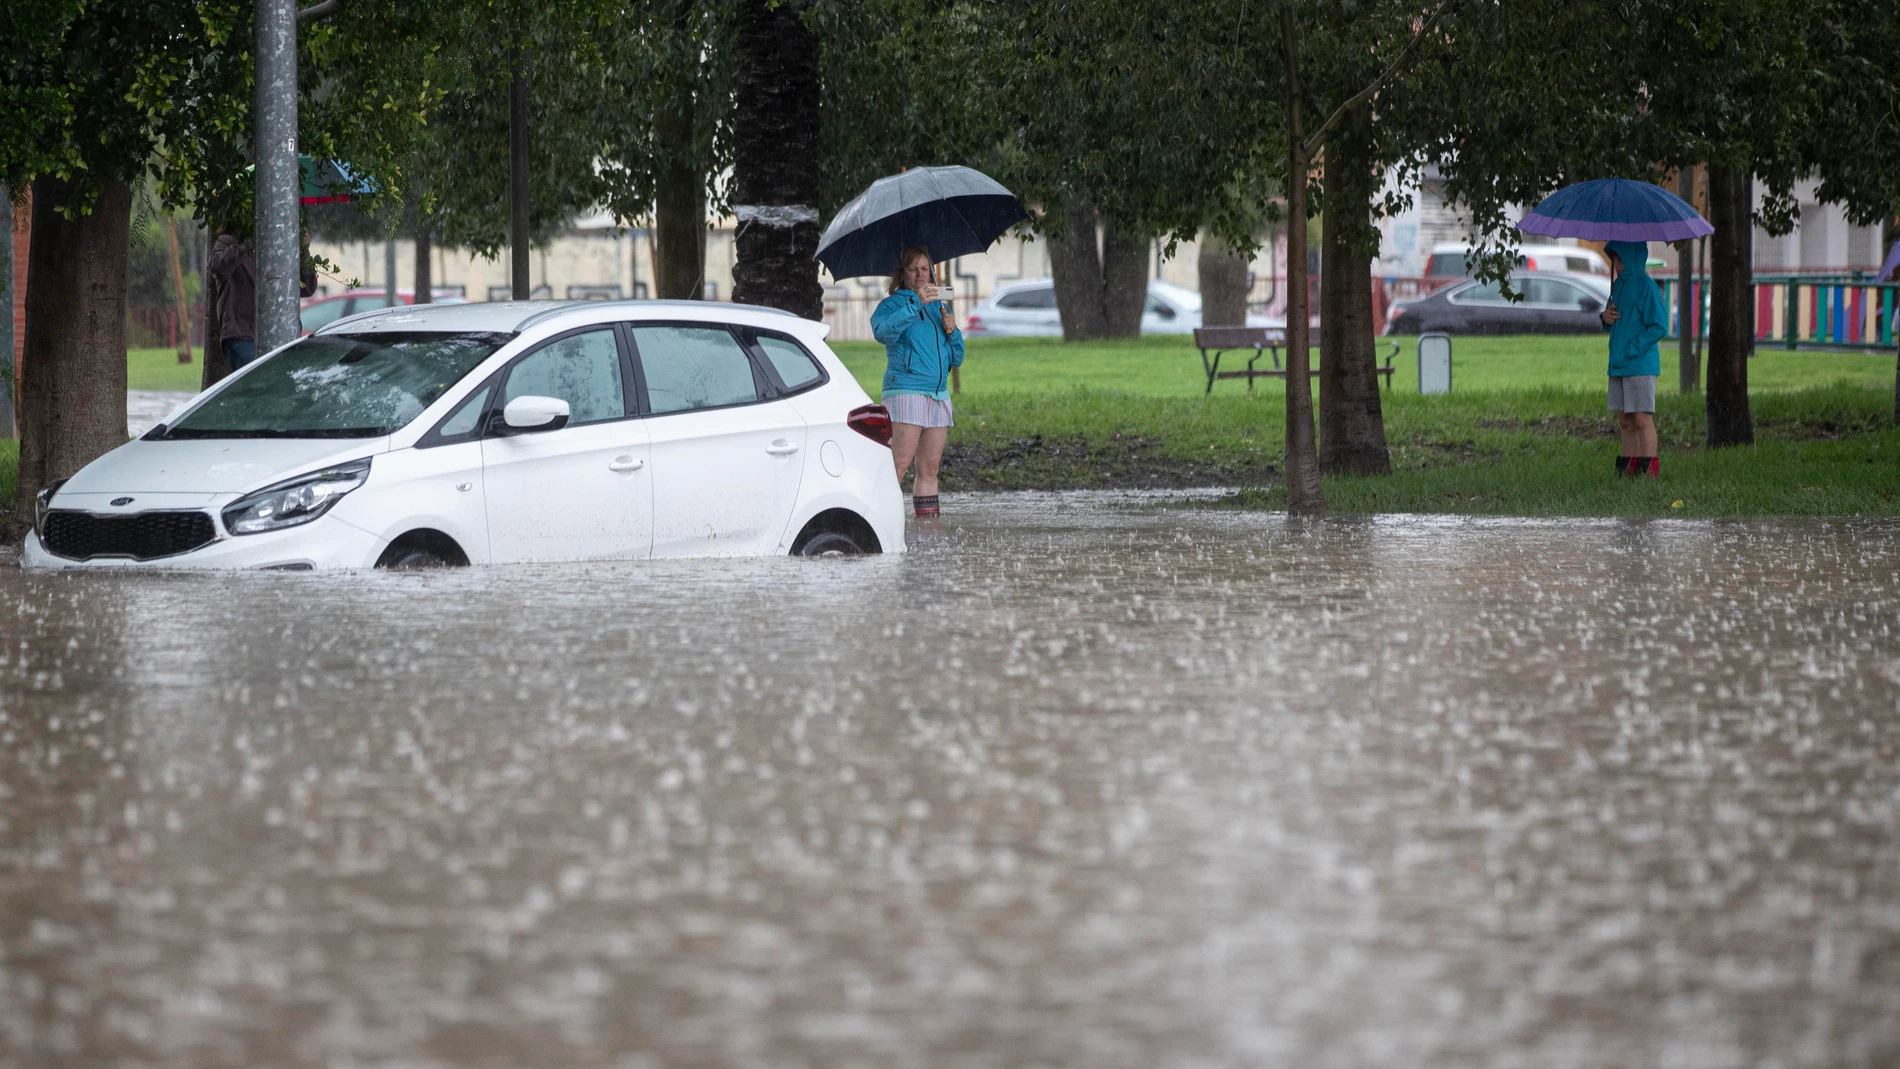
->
[35, 478, 69, 532]
[221, 458, 372, 536]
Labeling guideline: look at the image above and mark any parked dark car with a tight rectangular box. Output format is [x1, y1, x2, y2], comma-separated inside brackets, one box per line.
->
[1384, 271, 1612, 335]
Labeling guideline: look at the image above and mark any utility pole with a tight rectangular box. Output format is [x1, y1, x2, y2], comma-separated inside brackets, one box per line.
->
[255, 0, 300, 352]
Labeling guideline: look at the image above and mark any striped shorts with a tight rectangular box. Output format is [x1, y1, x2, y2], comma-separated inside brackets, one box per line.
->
[883, 392, 954, 428]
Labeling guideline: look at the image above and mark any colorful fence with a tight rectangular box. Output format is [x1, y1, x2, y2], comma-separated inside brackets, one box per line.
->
[1658, 274, 1899, 351]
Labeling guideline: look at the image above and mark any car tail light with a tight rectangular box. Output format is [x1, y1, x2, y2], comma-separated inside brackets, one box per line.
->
[847, 404, 893, 447]
[1524, 258, 1537, 270]
[966, 314, 985, 334]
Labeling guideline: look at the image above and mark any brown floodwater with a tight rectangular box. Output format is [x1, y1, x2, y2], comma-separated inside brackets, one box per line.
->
[3, 494, 1898, 1068]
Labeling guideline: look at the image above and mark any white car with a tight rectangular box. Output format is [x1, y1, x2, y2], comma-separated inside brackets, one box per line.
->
[1425, 242, 1610, 279]
[25, 301, 905, 570]
[965, 278, 1281, 337]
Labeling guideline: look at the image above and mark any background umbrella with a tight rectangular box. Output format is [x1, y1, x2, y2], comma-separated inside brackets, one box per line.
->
[816, 165, 1028, 280]
[1517, 177, 1713, 242]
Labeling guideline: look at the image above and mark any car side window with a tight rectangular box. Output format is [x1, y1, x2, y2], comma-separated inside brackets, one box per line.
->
[1528, 278, 1588, 308]
[1453, 279, 1510, 304]
[438, 385, 492, 437]
[502, 329, 625, 425]
[755, 335, 824, 391]
[300, 299, 348, 332]
[630, 326, 761, 414]
[1145, 296, 1176, 319]
[998, 287, 1057, 309]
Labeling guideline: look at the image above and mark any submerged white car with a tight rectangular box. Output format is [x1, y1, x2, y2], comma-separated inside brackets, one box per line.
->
[25, 301, 905, 570]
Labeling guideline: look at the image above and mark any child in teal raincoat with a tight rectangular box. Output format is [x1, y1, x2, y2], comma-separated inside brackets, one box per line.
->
[1599, 240, 1668, 477]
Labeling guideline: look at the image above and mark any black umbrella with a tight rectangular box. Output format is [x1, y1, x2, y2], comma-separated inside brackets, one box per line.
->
[815, 166, 1028, 280]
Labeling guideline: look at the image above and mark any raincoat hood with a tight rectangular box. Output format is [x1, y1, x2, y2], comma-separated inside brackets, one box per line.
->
[1605, 241, 1650, 277]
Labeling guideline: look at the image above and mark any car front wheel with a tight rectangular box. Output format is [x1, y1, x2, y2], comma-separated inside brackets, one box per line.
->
[793, 529, 871, 558]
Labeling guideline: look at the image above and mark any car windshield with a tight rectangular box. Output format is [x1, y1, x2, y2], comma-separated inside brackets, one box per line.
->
[161, 332, 510, 439]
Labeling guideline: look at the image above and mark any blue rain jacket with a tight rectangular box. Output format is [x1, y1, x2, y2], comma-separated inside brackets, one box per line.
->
[872, 289, 964, 397]
[1601, 240, 1665, 378]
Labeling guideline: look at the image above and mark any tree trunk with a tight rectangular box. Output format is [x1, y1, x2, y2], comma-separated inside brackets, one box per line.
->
[1198, 234, 1250, 327]
[1705, 163, 1754, 447]
[730, 0, 823, 319]
[1047, 202, 1147, 340]
[1100, 227, 1147, 337]
[1, 184, 15, 443]
[201, 225, 228, 389]
[16, 175, 132, 521]
[1317, 114, 1391, 476]
[509, 38, 531, 300]
[653, 0, 705, 300]
[1048, 202, 1108, 340]
[1280, 8, 1323, 515]
[1887, 215, 1898, 425]
[1675, 168, 1697, 393]
[414, 226, 433, 303]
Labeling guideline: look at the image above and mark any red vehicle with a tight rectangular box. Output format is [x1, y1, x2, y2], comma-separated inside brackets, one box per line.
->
[299, 288, 466, 335]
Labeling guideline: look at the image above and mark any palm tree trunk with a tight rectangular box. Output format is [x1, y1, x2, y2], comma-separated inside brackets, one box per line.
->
[730, 0, 822, 318]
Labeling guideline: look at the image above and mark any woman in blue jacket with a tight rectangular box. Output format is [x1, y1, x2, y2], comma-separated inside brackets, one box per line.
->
[872, 246, 964, 516]
[1599, 240, 1668, 478]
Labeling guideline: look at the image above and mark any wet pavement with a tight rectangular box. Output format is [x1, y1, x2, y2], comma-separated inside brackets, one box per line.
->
[3, 494, 1898, 1068]
[127, 391, 196, 438]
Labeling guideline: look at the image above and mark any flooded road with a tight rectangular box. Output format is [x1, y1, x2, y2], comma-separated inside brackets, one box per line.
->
[3, 495, 1898, 1068]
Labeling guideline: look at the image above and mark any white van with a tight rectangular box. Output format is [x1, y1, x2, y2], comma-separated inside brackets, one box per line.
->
[1425, 243, 1610, 279]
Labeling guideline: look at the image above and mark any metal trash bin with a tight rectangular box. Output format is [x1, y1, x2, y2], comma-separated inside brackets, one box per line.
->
[1418, 333, 1452, 394]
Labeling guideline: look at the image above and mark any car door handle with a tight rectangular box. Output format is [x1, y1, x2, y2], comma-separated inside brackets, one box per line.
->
[608, 455, 645, 472]
[765, 440, 800, 456]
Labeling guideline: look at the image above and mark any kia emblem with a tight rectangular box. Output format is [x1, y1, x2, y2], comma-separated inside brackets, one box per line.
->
[110, 497, 134, 507]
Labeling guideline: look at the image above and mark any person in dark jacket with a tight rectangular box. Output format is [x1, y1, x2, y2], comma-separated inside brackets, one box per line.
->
[871, 246, 964, 516]
[209, 228, 317, 370]
[1599, 240, 1667, 477]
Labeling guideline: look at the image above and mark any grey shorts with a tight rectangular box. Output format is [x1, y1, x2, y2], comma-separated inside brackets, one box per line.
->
[1607, 375, 1657, 413]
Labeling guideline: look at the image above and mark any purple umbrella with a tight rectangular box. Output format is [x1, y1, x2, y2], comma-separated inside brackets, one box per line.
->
[1517, 178, 1714, 243]
[1876, 240, 1900, 283]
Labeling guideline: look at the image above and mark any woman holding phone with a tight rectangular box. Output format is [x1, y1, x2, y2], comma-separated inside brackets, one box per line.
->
[871, 246, 964, 516]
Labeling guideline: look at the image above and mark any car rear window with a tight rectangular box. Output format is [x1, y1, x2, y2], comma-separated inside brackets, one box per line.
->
[756, 335, 824, 391]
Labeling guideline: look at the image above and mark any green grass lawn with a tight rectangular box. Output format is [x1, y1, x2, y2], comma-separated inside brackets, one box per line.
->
[833, 334, 1900, 516]
[5, 335, 1889, 526]
[128, 348, 208, 392]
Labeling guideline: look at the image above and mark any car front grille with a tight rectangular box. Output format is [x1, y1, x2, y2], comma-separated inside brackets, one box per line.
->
[40, 509, 218, 562]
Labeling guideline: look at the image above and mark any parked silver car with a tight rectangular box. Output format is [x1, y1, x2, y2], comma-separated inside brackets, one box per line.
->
[965, 278, 1280, 337]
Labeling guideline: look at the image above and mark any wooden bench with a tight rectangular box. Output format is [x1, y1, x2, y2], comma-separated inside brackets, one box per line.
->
[1193, 326, 1399, 395]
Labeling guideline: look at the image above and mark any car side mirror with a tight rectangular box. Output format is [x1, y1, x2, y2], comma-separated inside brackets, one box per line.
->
[498, 395, 570, 434]
[1579, 297, 1602, 313]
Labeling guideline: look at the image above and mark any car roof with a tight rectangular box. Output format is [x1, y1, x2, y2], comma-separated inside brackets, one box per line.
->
[315, 298, 820, 340]
[1429, 242, 1607, 260]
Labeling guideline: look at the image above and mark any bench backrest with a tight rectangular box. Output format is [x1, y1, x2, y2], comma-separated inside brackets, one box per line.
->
[1193, 326, 1272, 348]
